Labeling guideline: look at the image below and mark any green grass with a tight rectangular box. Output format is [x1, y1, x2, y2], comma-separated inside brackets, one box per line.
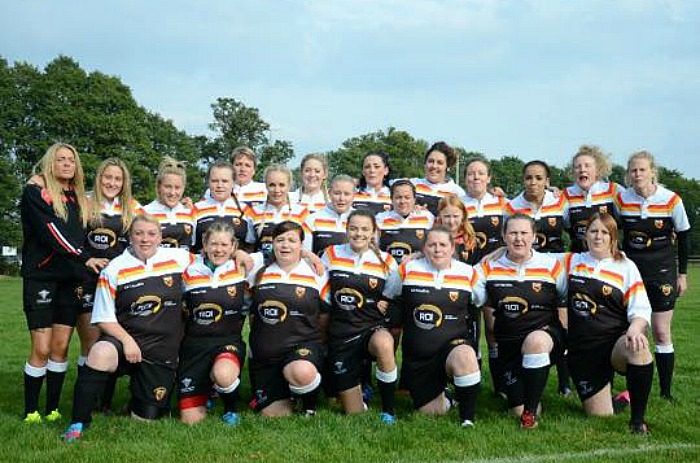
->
[1, 269, 699, 463]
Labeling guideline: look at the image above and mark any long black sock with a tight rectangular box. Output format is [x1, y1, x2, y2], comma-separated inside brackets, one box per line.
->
[71, 366, 110, 425]
[627, 363, 653, 425]
[45, 360, 68, 414]
[376, 372, 396, 415]
[556, 353, 571, 393]
[219, 381, 240, 414]
[523, 366, 550, 413]
[655, 351, 674, 398]
[455, 383, 481, 422]
[23, 363, 46, 416]
[488, 348, 504, 395]
[301, 388, 319, 413]
[100, 374, 118, 409]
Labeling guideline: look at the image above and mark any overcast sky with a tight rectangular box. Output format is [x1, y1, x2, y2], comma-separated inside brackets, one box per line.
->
[2, 0, 699, 179]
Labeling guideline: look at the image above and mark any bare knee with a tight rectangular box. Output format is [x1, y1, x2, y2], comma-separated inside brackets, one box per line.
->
[369, 330, 395, 366]
[211, 358, 240, 388]
[522, 331, 553, 354]
[446, 345, 478, 376]
[86, 341, 119, 372]
[283, 360, 318, 387]
[180, 407, 207, 425]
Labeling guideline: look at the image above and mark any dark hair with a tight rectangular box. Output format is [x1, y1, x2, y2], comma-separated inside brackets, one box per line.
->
[503, 212, 537, 235]
[390, 178, 416, 199]
[522, 160, 551, 179]
[425, 141, 457, 169]
[347, 209, 388, 272]
[254, 221, 305, 286]
[359, 152, 391, 190]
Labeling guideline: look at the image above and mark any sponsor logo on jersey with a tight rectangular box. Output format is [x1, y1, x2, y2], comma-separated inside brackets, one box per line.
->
[368, 278, 378, 289]
[163, 276, 174, 287]
[571, 292, 597, 318]
[193, 303, 223, 325]
[130, 295, 162, 316]
[223, 344, 238, 353]
[661, 283, 673, 297]
[334, 361, 347, 375]
[227, 286, 237, 298]
[295, 286, 306, 298]
[629, 231, 651, 249]
[258, 300, 288, 324]
[180, 377, 195, 394]
[335, 288, 364, 311]
[88, 228, 118, 251]
[449, 291, 459, 302]
[153, 386, 167, 402]
[602, 285, 613, 296]
[413, 304, 443, 330]
[36, 289, 52, 304]
[387, 241, 412, 261]
[501, 296, 528, 318]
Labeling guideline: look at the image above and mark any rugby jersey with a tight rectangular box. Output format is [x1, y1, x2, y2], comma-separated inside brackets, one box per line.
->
[461, 192, 507, 264]
[353, 185, 392, 215]
[567, 252, 651, 350]
[386, 258, 478, 360]
[616, 185, 690, 279]
[204, 180, 268, 208]
[563, 181, 621, 252]
[247, 203, 310, 263]
[182, 256, 247, 338]
[247, 259, 330, 363]
[192, 197, 254, 252]
[303, 206, 352, 255]
[91, 247, 192, 365]
[86, 198, 143, 260]
[289, 188, 327, 213]
[473, 251, 567, 342]
[411, 177, 466, 217]
[506, 190, 567, 253]
[321, 244, 400, 345]
[143, 200, 194, 250]
[376, 209, 435, 264]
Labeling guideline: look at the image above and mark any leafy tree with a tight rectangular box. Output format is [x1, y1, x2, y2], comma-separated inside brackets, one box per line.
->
[489, 156, 525, 198]
[203, 98, 294, 177]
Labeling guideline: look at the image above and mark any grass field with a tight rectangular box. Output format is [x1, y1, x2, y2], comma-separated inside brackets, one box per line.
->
[1, 269, 699, 463]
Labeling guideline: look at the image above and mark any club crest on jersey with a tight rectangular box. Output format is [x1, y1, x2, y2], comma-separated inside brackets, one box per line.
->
[223, 344, 238, 353]
[491, 217, 500, 227]
[232, 217, 241, 226]
[184, 224, 192, 235]
[548, 217, 557, 227]
[449, 291, 459, 302]
[654, 220, 664, 230]
[661, 284, 673, 297]
[450, 338, 465, 346]
[461, 251, 470, 262]
[227, 286, 237, 298]
[599, 205, 608, 215]
[163, 276, 174, 287]
[532, 282, 542, 293]
[153, 386, 167, 402]
[415, 230, 424, 240]
[602, 285, 613, 296]
[295, 286, 306, 298]
[368, 278, 378, 289]
[75, 286, 84, 299]
[296, 348, 311, 357]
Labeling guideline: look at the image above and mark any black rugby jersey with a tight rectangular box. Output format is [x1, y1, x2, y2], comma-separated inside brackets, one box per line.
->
[143, 200, 194, 250]
[192, 197, 254, 253]
[506, 191, 566, 253]
[473, 251, 566, 343]
[182, 256, 247, 338]
[303, 206, 352, 255]
[566, 252, 651, 350]
[92, 247, 192, 365]
[411, 178, 466, 217]
[376, 209, 434, 264]
[563, 181, 621, 252]
[353, 186, 392, 215]
[247, 203, 310, 263]
[321, 244, 400, 345]
[617, 185, 690, 280]
[86, 198, 142, 260]
[387, 258, 477, 360]
[461, 192, 506, 265]
[247, 260, 329, 363]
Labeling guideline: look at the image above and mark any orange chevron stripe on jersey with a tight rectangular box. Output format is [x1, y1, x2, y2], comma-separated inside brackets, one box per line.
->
[219, 268, 245, 281]
[599, 269, 624, 287]
[407, 216, 430, 226]
[444, 274, 475, 288]
[97, 275, 116, 297]
[183, 272, 211, 285]
[623, 281, 646, 304]
[153, 260, 182, 273]
[404, 270, 435, 283]
[289, 273, 316, 284]
[117, 265, 145, 280]
[312, 218, 338, 229]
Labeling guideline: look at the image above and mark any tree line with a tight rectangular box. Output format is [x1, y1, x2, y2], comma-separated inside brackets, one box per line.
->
[1, 55, 698, 254]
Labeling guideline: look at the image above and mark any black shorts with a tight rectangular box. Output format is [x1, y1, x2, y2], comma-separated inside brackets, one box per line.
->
[249, 342, 325, 412]
[402, 337, 478, 409]
[329, 327, 386, 393]
[100, 335, 177, 420]
[644, 277, 677, 313]
[178, 335, 246, 409]
[497, 324, 564, 408]
[23, 278, 82, 330]
[76, 272, 98, 315]
[569, 337, 623, 401]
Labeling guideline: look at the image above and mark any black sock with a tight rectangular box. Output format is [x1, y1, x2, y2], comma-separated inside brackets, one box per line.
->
[655, 352, 674, 398]
[220, 388, 240, 414]
[455, 383, 481, 422]
[361, 360, 373, 388]
[557, 354, 571, 392]
[489, 353, 504, 395]
[23, 365, 45, 416]
[45, 370, 67, 414]
[523, 366, 550, 413]
[71, 366, 110, 425]
[377, 379, 396, 415]
[302, 388, 320, 412]
[100, 374, 118, 409]
[627, 363, 653, 425]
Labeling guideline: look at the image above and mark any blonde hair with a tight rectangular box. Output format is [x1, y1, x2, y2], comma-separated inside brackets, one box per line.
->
[625, 150, 659, 187]
[91, 158, 135, 233]
[572, 145, 612, 180]
[300, 153, 329, 202]
[257, 164, 293, 239]
[32, 143, 90, 226]
[157, 156, 187, 186]
[230, 146, 257, 168]
[129, 214, 161, 235]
